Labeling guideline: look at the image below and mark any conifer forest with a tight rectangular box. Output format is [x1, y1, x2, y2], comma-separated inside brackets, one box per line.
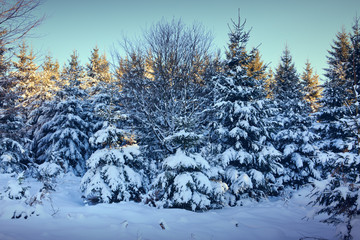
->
[1, 1, 360, 239]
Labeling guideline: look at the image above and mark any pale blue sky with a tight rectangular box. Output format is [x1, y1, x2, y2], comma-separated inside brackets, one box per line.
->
[30, 0, 360, 78]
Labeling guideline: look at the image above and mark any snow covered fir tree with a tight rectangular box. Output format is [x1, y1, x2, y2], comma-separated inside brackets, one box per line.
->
[310, 18, 360, 240]
[209, 16, 283, 205]
[80, 105, 144, 204]
[0, 7, 360, 238]
[272, 46, 323, 189]
[30, 52, 91, 176]
[0, 40, 29, 174]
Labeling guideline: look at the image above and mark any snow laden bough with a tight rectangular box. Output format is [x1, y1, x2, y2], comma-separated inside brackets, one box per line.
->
[147, 148, 215, 211]
[0, 138, 28, 174]
[80, 124, 144, 204]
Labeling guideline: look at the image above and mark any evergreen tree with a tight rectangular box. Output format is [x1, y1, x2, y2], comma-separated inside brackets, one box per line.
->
[31, 52, 91, 176]
[11, 42, 40, 106]
[31, 94, 90, 176]
[246, 48, 268, 81]
[41, 54, 60, 91]
[210, 16, 283, 204]
[264, 68, 276, 99]
[273, 47, 321, 189]
[147, 132, 214, 211]
[312, 18, 360, 240]
[61, 50, 84, 88]
[315, 26, 356, 154]
[87, 46, 111, 82]
[80, 100, 144, 204]
[324, 27, 352, 106]
[301, 60, 322, 112]
[273, 46, 304, 103]
[0, 41, 29, 173]
[84, 46, 112, 92]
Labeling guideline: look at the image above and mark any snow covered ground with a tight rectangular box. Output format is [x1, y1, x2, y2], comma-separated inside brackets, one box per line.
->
[0, 174, 338, 240]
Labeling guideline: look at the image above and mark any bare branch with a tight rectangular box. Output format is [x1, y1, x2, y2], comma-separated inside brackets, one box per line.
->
[0, 0, 45, 48]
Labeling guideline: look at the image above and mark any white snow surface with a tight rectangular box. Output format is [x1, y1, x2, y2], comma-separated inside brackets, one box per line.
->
[0, 174, 339, 240]
[163, 149, 209, 170]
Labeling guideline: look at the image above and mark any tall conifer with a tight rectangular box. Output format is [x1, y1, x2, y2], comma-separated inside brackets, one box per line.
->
[301, 60, 322, 112]
[210, 15, 282, 204]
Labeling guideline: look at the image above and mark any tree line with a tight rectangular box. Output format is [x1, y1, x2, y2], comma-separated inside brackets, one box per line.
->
[0, 2, 359, 239]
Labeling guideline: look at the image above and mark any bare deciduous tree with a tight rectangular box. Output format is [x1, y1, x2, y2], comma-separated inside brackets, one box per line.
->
[114, 18, 215, 155]
[143, 18, 212, 85]
[0, 0, 45, 47]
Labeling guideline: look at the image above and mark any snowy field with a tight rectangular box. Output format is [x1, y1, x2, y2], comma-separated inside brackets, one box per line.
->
[0, 174, 339, 240]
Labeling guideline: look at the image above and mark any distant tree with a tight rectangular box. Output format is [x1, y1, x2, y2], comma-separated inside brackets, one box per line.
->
[87, 46, 111, 82]
[246, 48, 268, 81]
[42, 54, 60, 85]
[264, 67, 276, 99]
[61, 50, 84, 88]
[83, 46, 112, 92]
[301, 60, 322, 112]
[11, 41, 40, 105]
[273, 46, 304, 103]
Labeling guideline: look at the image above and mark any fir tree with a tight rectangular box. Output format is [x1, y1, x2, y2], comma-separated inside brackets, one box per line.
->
[11, 42, 40, 106]
[312, 18, 360, 240]
[0, 41, 29, 173]
[273, 47, 321, 189]
[31, 52, 91, 176]
[324, 27, 352, 106]
[265, 68, 276, 99]
[61, 50, 84, 88]
[246, 48, 268, 81]
[147, 130, 215, 211]
[87, 46, 111, 82]
[31, 94, 90, 176]
[301, 60, 322, 112]
[41, 54, 60, 90]
[210, 15, 283, 204]
[273, 46, 303, 103]
[84, 46, 112, 92]
[80, 101, 144, 204]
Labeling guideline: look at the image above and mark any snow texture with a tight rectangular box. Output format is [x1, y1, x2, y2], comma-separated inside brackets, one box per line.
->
[0, 174, 339, 240]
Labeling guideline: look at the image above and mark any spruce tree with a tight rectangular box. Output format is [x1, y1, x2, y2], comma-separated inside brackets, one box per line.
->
[301, 60, 322, 112]
[147, 131, 214, 211]
[84, 46, 112, 93]
[61, 50, 84, 88]
[324, 28, 352, 106]
[210, 16, 283, 204]
[80, 97, 144, 204]
[312, 18, 360, 240]
[11, 42, 40, 106]
[31, 52, 91, 176]
[273, 47, 321, 189]
[87, 46, 111, 82]
[0, 41, 29, 173]
[264, 68, 276, 99]
[246, 48, 268, 81]
[41, 54, 60, 92]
